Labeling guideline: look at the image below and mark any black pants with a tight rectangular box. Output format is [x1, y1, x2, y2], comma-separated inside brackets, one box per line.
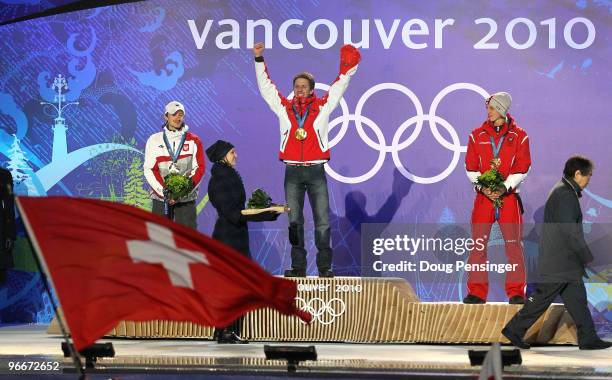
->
[152, 200, 197, 229]
[504, 281, 598, 345]
[214, 317, 243, 340]
[0, 248, 13, 285]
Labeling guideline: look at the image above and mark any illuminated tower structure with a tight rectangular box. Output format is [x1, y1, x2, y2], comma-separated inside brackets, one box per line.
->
[40, 74, 79, 163]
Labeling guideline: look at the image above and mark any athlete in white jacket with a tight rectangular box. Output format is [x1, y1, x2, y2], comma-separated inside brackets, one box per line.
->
[144, 101, 205, 229]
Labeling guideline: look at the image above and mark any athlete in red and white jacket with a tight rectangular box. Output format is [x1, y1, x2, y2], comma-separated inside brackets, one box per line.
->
[144, 101, 205, 228]
[252, 42, 360, 278]
[463, 92, 531, 304]
[254, 44, 360, 163]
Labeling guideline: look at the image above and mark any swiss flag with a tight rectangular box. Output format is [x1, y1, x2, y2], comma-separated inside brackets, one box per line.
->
[16, 196, 311, 351]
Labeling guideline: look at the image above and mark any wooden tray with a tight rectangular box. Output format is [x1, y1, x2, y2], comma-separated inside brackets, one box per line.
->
[241, 205, 289, 215]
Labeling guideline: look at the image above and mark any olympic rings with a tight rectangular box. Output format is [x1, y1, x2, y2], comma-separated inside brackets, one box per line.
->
[322, 82, 490, 184]
[295, 297, 346, 325]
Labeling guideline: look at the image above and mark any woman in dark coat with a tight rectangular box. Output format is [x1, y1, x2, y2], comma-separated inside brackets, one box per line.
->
[205, 140, 279, 343]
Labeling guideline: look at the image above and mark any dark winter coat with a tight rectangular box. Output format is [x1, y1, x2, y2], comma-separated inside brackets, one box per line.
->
[538, 177, 593, 282]
[1, 167, 16, 269]
[208, 162, 250, 257]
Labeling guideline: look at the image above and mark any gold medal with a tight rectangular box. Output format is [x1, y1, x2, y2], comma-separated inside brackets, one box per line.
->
[295, 128, 307, 141]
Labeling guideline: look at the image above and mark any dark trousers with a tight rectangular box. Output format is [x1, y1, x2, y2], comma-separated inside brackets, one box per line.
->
[214, 317, 243, 339]
[0, 248, 13, 285]
[152, 200, 197, 229]
[504, 281, 598, 345]
[284, 164, 332, 273]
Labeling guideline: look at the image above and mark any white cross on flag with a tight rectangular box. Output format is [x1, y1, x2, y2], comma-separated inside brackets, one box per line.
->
[127, 222, 210, 289]
[17, 196, 311, 351]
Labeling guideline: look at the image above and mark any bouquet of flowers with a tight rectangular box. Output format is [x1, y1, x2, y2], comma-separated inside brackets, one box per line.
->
[242, 188, 289, 215]
[476, 159, 505, 208]
[163, 173, 193, 201]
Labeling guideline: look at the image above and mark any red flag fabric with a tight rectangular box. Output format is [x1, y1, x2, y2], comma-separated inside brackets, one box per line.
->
[16, 196, 311, 351]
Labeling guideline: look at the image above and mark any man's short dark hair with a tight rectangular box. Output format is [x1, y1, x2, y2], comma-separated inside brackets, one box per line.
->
[563, 155, 594, 178]
[293, 72, 315, 90]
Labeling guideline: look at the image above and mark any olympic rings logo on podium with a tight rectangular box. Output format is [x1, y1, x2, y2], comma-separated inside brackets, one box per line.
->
[295, 297, 346, 325]
[309, 82, 490, 184]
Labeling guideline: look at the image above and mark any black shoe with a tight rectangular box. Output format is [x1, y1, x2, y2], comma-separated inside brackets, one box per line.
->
[509, 296, 525, 304]
[284, 269, 306, 277]
[318, 270, 334, 278]
[579, 339, 612, 350]
[463, 294, 486, 304]
[502, 327, 530, 349]
[218, 331, 249, 344]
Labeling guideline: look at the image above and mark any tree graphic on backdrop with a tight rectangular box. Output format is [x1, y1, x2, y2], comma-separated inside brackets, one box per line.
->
[86, 135, 144, 202]
[123, 155, 151, 211]
[7, 134, 35, 195]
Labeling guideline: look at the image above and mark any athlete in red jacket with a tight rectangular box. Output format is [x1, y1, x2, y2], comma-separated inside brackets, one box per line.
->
[464, 92, 531, 304]
[253, 42, 360, 277]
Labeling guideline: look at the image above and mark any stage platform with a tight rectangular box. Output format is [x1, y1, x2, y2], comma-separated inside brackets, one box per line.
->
[1, 324, 611, 379]
[49, 277, 578, 345]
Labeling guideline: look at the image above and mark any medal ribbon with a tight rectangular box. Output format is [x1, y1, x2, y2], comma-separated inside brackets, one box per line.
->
[292, 104, 312, 135]
[489, 135, 506, 222]
[489, 135, 505, 159]
[163, 129, 187, 164]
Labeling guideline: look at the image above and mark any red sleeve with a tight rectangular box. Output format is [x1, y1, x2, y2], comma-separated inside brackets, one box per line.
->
[465, 132, 480, 172]
[190, 134, 205, 186]
[511, 131, 531, 174]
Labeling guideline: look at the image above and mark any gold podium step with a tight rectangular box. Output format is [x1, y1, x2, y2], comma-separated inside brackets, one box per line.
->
[48, 277, 577, 344]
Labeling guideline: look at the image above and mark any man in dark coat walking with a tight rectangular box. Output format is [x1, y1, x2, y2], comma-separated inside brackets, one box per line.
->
[206, 140, 279, 343]
[502, 156, 611, 350]
[0, 167, 16, 285]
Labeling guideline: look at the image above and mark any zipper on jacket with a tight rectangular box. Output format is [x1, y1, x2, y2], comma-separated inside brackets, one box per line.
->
[301, 139, 304, 162]
[317, 130, 324, 150]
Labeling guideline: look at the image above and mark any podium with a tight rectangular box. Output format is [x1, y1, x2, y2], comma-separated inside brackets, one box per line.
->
[48, 277, 577, 344]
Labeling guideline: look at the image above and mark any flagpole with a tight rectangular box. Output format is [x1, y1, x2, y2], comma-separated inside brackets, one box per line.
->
[15, 198, 86, 379]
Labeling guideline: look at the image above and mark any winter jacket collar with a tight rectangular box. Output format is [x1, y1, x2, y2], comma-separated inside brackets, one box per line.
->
[482, 113, 516, 138]
[562, 176, 582, 198]
[291, 94, 317, 117]
[164, 123, 190, 138]
[211, 161, 239, 177]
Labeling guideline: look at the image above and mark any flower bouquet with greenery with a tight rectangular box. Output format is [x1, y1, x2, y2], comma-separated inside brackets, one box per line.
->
[242, 188, 289, 215]
[163, 173, 193, 201]
[247, 188, 273, 209]
[476, 159, 505, 208]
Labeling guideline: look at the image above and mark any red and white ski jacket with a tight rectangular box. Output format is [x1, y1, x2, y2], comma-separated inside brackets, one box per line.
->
[465, 114, 531, 193]
[143, 125, 205, 202]
[254, 58, 358, 162]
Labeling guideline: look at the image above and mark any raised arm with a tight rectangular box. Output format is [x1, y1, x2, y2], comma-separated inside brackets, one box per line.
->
[319, 44, 361, 114]
[253, 42, 288, 116]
